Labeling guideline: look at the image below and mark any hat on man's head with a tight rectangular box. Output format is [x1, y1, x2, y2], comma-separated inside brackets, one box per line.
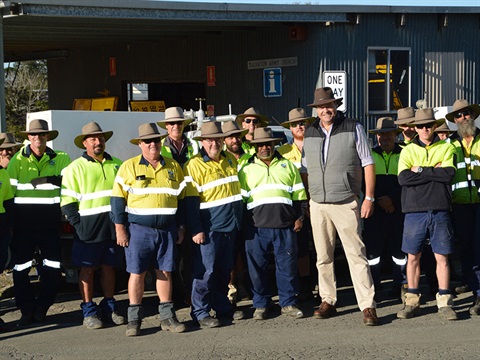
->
[193, 121, 224, 141]
[130, 123, 167, 145]
[222, 121, 248, 138]
[19, 119, 59, 141]
[368, 117, 402, 134]
[394, 107, 416, 125]
[408, 108, 444, 127]
[74, 122, 113, 149]
[235, 107, 269, 127]
[445, 99, 480, 122]
[0, 132, 22, 149]
[434, 120, 454, 133]
[249, 127, 283, 144]
[281, 108, 315, 129]
[157, 106, 193, 129]
[307, 87, 343, 108]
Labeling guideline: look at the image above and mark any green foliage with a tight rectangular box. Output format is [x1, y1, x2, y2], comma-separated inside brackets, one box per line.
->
[4, 60, 48, 138]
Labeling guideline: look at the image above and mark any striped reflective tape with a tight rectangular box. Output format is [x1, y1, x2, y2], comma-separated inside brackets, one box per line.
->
[43, 259, 61, 269]
[126, 207, 177, 215]
[199, 194, 243, 209]
[14, 196, 61, 204]
[452, 181, 469, 191]
[196, 175, 239, 193]
[246, 196, 293, 210]
[246, 183, 293, 198]
[13, 260, 33, 272]
[79, 205, 111, 216]
[392, 256, 407, 266]
[367, 257, 381, 266]
[61, 189, 112, 202]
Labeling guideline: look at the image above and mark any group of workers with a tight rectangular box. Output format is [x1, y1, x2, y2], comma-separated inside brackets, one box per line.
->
[0, 87, 479, 336]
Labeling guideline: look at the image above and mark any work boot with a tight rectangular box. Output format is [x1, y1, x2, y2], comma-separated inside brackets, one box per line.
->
[126, 304, 143, 337]
[363, 308, 379, 326]
[436, 293, 458, 321]
[198, 315, 221, 328]
[33, 306, 48, 323]
[253, 308, 268, 321]
[158, 301, 185, 332]
[100, 298, 126, 325]
[281, 305, 304, 319]
[469, 296, 480, 316]
[397, 293, 421, 319]
[17, 312, 34, 327]
[83, 315, 103, 330]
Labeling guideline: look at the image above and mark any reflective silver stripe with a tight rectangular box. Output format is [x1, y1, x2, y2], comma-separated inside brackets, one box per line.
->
[465, 157, 471, 164]
[61, 188, 112, 201]
[392, 256, 407, 266]
[471, 159, 480, 167]
[452, 181, 469, 191]
[292, 161, 301, 169]
[199, 194, 243, 209]
[291, 182, 305, 192]
[184, 175, 193, 183]
[17, 183, 60, 190]
[79, 205, 111, 216]
[127, 187, 183, 196]
[456, 162, 466, 169]
[197, 175, 239, 193]
[468, 174, 472, 181]
[247, 183, 293, 198]
[241, 189, 249, 198]
[14, 197, 61, 204]
[10, 178, 18, 186]
[126, 207, 177, 215]
[43, 259, 61, 269]
[367, 257, 380, 266]
[246, 196, 293, 210]
[13, 260, 33, 272]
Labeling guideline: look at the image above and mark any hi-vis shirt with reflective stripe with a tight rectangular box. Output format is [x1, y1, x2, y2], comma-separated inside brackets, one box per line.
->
[61, 153, 122, 216]
[277, 143, 302, 169]
[238, 155, 307, 210]
[111, 154, 185, 217]
[451, 135, 480, 204]
[184, 151, 242, 209]
[7, 146, 71, 205]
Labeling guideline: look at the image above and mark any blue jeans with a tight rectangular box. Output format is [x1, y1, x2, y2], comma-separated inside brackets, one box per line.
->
[245, 227, 299, 308]
[190, 231, 235, 321]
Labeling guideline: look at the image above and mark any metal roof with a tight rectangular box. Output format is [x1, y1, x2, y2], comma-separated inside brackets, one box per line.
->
[2, 0, 479, 62]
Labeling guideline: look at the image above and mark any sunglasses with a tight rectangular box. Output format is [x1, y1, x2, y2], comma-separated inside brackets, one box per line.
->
[29, 133, 48, 137]
[244, 118, 260, 124]
[142, 138, 161, 144]
[167, 121, 184, 126]
[454, 110, 471, 119]
[415, 123, 434, 129]
[290, 121, 306, 128]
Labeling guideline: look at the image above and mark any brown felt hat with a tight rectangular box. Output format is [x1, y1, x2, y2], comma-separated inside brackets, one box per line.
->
[157, 106, 193, 129]
[368, 117, 402, 134]
[307, 87, 343, 108]
[130, 123, 167, 145]
[222, 121, 248, 138]
[249, 127, 282, 144]
[445, 99, 480, 122]
[235, 107, 269, 127]
[394, 107, 416, 125]
[19, 119, 59, 141]
[193, 121, 224, 141]
[0, 132, 22, 149]
[280, 108, 315, 129]
[74, 122, 113, 149]
[408, 108, 444, 127]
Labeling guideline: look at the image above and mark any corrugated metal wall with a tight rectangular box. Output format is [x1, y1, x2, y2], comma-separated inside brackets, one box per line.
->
[48, 12, 479, 131]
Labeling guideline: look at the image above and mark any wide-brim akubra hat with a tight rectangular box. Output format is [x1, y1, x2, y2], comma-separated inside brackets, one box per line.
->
[235, 107, 269, 127]
[157, 106, 194, 129]
[19, 119, 59, 140]
[193, 121, 224, 141]
[445, 99, 480, 122]
[281, 108, 315, 129]
[408, 108, 444, 126]
[394, 107, 416, 125]
[130, 123, 167, 145]
[434, 120, 454, 133]
[0, 132, 22, 149]
[307, 87, 343, 108]
[74, 121, 113, 149]
[368, 117, 403, 134]
[222, 121, 248, 138]
[249, 127, 283, 144]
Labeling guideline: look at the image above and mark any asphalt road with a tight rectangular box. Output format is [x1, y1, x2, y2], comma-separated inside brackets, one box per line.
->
[1, 278, 479, 360]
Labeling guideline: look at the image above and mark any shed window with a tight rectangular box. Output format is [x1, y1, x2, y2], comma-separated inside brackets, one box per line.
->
[367, 48, 410, 113]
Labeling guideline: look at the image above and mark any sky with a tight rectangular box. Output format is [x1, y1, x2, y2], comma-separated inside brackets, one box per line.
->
[154, 0, 480, 6]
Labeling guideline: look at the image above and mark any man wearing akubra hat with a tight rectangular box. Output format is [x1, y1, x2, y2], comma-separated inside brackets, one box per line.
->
[222, 120, 251, 168]
[434, 121, 454, 142]
[301, 87, 378, 326]
[396, 108, 458, 320]
[394, 107, 417, 146]
[183, 121, 244, 328]
[363, 117, 407, 299]
[61, 122, 125, 329]
[235, 107, 270, 155]
[277, 108, 315, 301]
[7, 119, 71, 326]
[445, 99, 480, 315]
[111, 123, 187, 336]
[238, 127, 307, 320]
[0, 132, 22, 169]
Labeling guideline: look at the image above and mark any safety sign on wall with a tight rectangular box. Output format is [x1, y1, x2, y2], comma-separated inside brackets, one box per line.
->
[323, 71, 346, 112]
[264, 68, 282, 98]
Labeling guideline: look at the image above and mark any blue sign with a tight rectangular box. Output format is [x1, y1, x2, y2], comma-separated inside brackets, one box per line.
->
[263, 67, 282, 97]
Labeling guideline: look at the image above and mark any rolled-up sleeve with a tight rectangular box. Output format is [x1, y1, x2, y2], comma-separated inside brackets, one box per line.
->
[355, 122, 374, 167]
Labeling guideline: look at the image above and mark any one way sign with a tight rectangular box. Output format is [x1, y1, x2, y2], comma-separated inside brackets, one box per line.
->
[323, 71, 346, 112]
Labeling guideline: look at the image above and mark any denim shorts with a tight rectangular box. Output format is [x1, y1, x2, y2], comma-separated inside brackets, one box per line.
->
[125, 223, 177, 274]
[72, 239, 122, 268]
[402, 211, 454, 255]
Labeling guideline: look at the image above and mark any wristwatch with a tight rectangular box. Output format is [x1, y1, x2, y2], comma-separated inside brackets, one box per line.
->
[417, 166, 423, 173]
[365, 196, 375, 203]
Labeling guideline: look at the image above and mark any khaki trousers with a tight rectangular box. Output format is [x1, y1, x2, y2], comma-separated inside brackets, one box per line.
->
[310, 197, 376, 311]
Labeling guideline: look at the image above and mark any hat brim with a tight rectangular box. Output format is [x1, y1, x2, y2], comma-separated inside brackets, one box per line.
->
[445, 104, 480, 121]
[157, 118, 193, 129]
[408, 119, 444, 127]
[223, 129, 248, 138]
[280, 117, 315, 129]
[74, 131, 113, 149]
[130, 133, 167, 145]
[193, 133, 225, 141]
[368, 128, 403, 134]
[394, 118, 415, 125]
[235, 114, 269, 127]
[307, 98, 343, 108]
[249, 138, 283, 145]
[0, 141, 23, 149]
[19, 130, 59, 141]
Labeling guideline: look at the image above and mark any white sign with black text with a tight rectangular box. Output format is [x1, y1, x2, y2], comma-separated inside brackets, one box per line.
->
[323, 71, 346, 113]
